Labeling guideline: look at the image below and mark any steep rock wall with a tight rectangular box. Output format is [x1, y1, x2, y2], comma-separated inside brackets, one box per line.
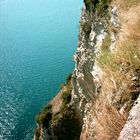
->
[34, 0, 140, 140]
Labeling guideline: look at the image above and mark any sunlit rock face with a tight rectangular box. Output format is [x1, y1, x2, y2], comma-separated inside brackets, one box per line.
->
[118, 96, 140, 140]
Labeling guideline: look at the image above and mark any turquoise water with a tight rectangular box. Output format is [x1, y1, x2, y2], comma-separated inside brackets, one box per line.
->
[0, 0, 82, 139]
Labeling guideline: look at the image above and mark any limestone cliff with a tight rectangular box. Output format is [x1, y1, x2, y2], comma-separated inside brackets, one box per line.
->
[34, 0, 140, 140]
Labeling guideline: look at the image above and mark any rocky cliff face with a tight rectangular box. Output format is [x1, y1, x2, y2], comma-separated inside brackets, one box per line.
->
[34, 0, 140, 140]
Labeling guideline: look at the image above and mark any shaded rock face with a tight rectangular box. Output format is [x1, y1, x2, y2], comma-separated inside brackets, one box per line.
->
[34, 1, 140, 140]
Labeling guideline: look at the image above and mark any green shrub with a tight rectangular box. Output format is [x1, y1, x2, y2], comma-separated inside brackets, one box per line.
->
[36, 104, 52, 128]
[94, 0, 110, 17]
[97, 33, 120, 72]
[44, 104, 52, 112]
[101, 33, 111, 51]
[52, 112, 60, 123]
[61, 92, 71, 105]
[81, 21, 91, 35]
[97, 49, 120, 72]
[84, 0, 110, 15]
[84, 0, 91, 10]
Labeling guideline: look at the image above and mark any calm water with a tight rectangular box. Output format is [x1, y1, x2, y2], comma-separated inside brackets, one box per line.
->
[0, 0, 82, 139]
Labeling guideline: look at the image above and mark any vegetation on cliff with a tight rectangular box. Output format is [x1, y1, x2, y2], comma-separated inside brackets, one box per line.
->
[35, 75, 82, 140]
[84, 0, 110, 15]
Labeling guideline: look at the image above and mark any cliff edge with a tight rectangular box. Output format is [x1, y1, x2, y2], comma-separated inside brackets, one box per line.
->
[34, 0, 140, 140]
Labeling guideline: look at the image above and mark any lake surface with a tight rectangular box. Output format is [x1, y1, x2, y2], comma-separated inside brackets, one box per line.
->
[0, 0, 82, 139]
